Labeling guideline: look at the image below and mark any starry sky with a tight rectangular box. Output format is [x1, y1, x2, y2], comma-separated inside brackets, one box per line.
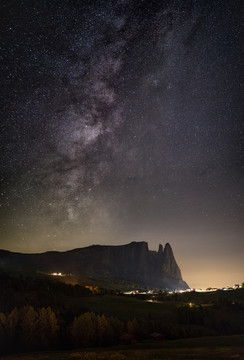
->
[0, 0, 243, 288]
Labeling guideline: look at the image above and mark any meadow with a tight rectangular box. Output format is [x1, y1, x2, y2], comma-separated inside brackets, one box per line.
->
[1, 334, 244, 360]
[0, 269, 244, 358]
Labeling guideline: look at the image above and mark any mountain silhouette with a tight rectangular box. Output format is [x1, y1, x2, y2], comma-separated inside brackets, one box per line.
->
[0, 242, 189, 289]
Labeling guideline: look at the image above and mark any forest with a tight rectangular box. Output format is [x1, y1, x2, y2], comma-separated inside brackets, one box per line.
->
[0, 269, 244, 355]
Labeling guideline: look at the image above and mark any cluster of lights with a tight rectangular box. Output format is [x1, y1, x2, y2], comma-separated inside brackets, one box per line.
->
[51, 272, 63, 276]
[123, 284, 242, 296]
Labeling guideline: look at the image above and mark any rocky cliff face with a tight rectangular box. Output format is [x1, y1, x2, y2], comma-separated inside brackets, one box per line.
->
[0, 242, 189, 290]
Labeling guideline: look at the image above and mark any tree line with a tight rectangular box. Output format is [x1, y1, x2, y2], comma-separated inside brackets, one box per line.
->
[1, 301, 244, 354]
[0, 305, 152, 353]
[1, 270, 244, 355]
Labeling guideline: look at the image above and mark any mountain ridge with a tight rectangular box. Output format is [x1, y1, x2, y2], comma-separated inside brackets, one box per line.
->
[0, 241, 189, 290]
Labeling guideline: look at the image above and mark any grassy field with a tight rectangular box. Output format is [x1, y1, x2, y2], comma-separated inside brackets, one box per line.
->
[66, 294, 179, 320]
[1, 271, 244, 358]
[1, 334, 244, 360]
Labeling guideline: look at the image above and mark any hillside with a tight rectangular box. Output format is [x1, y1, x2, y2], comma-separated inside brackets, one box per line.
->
[0, 242, 188, 290]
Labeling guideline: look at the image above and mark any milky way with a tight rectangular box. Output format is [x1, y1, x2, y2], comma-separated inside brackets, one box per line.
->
[0, 0, 243, 287]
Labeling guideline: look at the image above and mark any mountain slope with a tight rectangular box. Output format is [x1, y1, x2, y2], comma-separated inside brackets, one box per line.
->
[0, 242, 189, 290]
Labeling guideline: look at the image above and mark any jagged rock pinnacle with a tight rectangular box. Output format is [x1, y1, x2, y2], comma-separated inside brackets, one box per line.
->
[158, 244, 163, 253]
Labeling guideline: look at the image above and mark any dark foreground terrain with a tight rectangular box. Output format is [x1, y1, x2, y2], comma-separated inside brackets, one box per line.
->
[1, 335, 244, 360]
[0, 268, 244, 358]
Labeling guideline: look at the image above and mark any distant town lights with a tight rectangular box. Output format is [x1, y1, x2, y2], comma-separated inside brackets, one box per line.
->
[51, 272, 62, 276]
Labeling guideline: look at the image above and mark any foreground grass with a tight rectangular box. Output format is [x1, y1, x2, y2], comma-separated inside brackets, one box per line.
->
[1, 334, 244, 360]
[65, 294, 180, 321]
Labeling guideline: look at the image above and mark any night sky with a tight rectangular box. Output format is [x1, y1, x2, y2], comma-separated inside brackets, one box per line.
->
[1, 0, 243, 288]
